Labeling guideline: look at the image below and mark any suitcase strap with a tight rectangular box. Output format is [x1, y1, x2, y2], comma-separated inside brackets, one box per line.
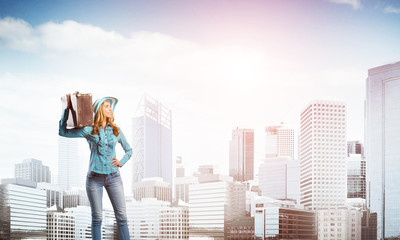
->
[68, 95, 78, 127]
[70, 107, 78, 127]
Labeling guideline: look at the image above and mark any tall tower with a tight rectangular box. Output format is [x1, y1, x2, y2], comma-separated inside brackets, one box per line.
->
[299, 100, 347, 210]
[229, 128, 254, 182]
[347, 141, 366, 199]
[366, 61, 400, 239]
[58, 137, 84, 191]
[258, 157, 300, 203]
[132, 94, 172, 187]
[15, 158, 51, 183]
[265, 124, 295, 160]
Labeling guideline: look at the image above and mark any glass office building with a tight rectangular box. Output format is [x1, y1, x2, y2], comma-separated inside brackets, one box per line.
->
[0, 179, 47, 239]
[229, 128, 254, 182]
[347, 154, 366, 199]
[15, 158, 51, 183]
[189, 177, 246, 239]
[132, 94, 172, 185]
[366, 61, 400, 238]
[259, 157, 300, 203]
[255, 205, 316, 239]
[265, 124, 295, 160]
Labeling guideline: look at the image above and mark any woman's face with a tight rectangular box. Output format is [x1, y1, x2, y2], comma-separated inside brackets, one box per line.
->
[102, 101, 113, 118]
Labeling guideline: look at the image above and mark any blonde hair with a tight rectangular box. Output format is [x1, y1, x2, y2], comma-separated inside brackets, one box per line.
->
[91, 102, 119, 136]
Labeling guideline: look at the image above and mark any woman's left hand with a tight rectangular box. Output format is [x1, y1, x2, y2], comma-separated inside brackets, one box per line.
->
[111, 158, 122, 167]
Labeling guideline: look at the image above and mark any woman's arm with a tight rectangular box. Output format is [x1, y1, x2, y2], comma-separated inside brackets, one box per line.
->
[117, 129, 133, 167]
[58, 108, 90, 138]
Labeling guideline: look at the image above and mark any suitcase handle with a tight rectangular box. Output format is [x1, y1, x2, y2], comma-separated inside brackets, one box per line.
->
[67, 94, 78, 127]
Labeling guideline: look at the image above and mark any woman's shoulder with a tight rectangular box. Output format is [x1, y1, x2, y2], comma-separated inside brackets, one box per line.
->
[84, 125, 94, 130]
[117, 127, 126, 137]
[82, 126, 94, 134]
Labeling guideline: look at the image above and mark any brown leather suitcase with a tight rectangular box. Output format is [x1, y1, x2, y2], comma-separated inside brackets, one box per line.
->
[61, 92, 93, 128]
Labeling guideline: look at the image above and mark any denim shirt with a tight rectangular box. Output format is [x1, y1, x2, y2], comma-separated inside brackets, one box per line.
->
[59, 109, 132, 174]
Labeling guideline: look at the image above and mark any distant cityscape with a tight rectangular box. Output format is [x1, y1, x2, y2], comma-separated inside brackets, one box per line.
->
[1, 61, 400, 239]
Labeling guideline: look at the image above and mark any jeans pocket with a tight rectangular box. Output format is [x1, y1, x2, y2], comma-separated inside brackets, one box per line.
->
[87, 171, 95, 178]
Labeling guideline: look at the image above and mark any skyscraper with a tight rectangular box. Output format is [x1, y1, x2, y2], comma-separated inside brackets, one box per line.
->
[258, 157, 300, 203]
[132, 95, 172, 186]
[37, 182, 63, 208]
[63, 188, 90, 208]
[366, 61, 400, 239]
[265, 124, 295, 160]
[255, 203, 316, 239]
[132, 177, 172, 202]
[15, 158, 51, 183]
[189, 175, 246, 239]
[347, 141, 366, 199]
[58, 136, 84, 191]
[299, 100, 347, 210]
[175, 176, 198, 203]
[229, 128, 254, 182]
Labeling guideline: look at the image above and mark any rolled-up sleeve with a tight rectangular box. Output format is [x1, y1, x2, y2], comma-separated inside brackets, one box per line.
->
[117, 129, 132, 167]
[59, 109, 90, 138]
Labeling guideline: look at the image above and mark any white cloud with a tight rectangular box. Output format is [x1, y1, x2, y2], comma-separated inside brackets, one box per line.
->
[0, 17, 40, 51]
[0, 17, 272, 180]
[384, 6, 400, 14]
[327, 0, 361, 9]
[0, 17, 367, 183]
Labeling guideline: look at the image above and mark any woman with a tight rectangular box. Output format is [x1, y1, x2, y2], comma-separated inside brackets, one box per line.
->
[59, 95, 132, 240]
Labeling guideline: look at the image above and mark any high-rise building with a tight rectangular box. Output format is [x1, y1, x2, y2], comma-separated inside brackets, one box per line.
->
[229, 128, 254, 182]
[346, 198, 378, 240]
[159, 204, 189, 239]
[347, 154, 366, 199]
[226, 216, 255, 240]
[317, 207, 362, 240]
[132, 177, 172, 202]
[175, 176, 198, 203]
[65, 206, 91, 239]
[62, 206, 115, 240]
[299, 100, 347, 210]
[365, 61, 400, 238]
[63, 188, 89, 208]
[245, 180, 261, 216]
[132, 94, 172, 186]
[125, 197, 171, 239]
[0, 178, 47, 239]
[15, 158, 51, 183]
[225, 216, 255, 240]
[362, 210, 377, 240]
[37, 182, 63, 209]
[189, 174, 246, 239]
[265, 124, 295, 160]
[258, 157, 300, 203]
[47, 207, 75, 240]
[58, 136, 85, 191]
[254, 199, 316, 239]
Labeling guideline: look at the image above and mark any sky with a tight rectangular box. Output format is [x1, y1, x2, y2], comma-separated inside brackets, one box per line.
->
[0, 0, 400, 194]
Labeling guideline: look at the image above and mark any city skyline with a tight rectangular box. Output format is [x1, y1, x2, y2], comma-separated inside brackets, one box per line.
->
[1, 0, 400, 195]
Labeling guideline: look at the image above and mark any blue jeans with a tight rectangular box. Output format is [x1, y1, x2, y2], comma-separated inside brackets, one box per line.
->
[86, 171, 130, 240]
